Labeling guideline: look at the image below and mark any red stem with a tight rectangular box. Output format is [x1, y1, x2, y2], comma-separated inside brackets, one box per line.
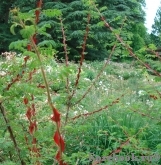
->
[91, 1, 161, 77]
[0, 103, 26, 165]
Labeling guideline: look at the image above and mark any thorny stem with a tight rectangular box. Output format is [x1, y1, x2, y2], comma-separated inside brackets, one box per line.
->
[91, 0, 161, 77]
[74, 44, 116, 105]
[92, 123, 149, 165]
[0, 103, 26, 165]
[71, 93, 125, 121]
[59, 17, 71, 127]
[109, 124, 149, 156]
[130, 107, 161, 121]
[30, 37, 52, 107]
[147, 48, 161, 61]
[60, 17, 68, 67]
[73, 14, 127, 105]
[65, 14, 91, 124]
[29, 0, 63, 160]
[67, 11, 126, 108]
[30, 37, 63, 156]
[145, 75, 161, 103]
[74, 14, 91, 89]
[60, 17, 69, 92]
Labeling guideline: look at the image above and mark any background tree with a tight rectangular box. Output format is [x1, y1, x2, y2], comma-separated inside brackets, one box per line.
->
[0, 0, 147, 61]
[43, 0, 147, 61]
[96, 0, 146, 60]
[0, 0, 36, 54]
[0, 0, 17, 53]
[151, 5, 161, 47]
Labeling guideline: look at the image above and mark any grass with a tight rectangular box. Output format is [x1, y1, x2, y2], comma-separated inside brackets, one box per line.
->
[63, 60, 161, 164]
[1, 56, 161, 165]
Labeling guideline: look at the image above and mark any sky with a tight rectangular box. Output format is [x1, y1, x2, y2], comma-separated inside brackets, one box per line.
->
[144, 0, 161, 33]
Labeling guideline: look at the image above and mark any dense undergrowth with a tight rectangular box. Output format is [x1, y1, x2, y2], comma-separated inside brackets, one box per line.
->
[1, 0, 161, 165]
[1, 57, 161, 165]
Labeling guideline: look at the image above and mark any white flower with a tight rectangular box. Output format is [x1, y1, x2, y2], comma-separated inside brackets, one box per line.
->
[0, 71, 6, 76]
[83, 110, 88, 114]
[99, 81, 102, 85]
[118, 75, 123, 80]
[78, 105, 83, 110]
[19, 114, 28, 121]
[46, 66, 53, 73]
[103, 71, 106, 76]
[84, 78, 91, 81]
[73, 111, 78, 115]
[146, 100, 154, 107]
[138, 90, 146, 96]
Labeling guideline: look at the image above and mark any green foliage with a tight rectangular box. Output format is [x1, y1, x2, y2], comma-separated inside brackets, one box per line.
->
[59, 61, 161, 165]
[145, 59, 161, 73]
[152, 6, 161, 36]
[1, 0, 161, 165]
[151, 6, 161, 47]
[130, 23, 146, 51]
[42, 9, 62, 17]
[20, 25, 35, 38]
[1, 52, 161, 164]
[9, 40, 28, 52]
[0, 0, 147, 60]
[0, 0, 19, 53]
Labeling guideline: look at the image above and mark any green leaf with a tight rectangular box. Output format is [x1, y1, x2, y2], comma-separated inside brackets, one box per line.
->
[24, 18, 35, 25]
[39, 46, 57, 56]
[20, 25, 35, 39]
[148, 44, 157, 50]
[154, 77, 161, 82]
[112, 29, 120, 35]
[156, 121, 161, 125]
[38, 30, 52, 38]
[122, 49, 129, 57]
[10, 23, 22, 35]
[100, 6, 108, 12]
[97, 21, 104, 27]
[38, 40, 57, 47]
[9, 40, 28, 51]
[19, 11, 34, 20]
[42, 9, 62, 18]
[38, 23, 52, 38]
[23, 51, 37, 58]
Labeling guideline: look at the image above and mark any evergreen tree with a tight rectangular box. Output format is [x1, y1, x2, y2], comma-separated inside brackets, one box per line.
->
[42, 0, 147, 60]
[0, 0, 147, 61]
[151, 5, 161, 47]
[0, 0, 16, 53]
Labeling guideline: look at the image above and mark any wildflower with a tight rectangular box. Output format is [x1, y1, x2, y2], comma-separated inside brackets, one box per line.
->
[0, 71, 6, 76]
[118, 75, 123, 80]
[146, 100, 154, 107]
[104, 88, 108, 91]
[83, 110, 88, 114]
[99, 81, 102, 85]
[84, 78, 91, 81]
[138, 90, 146, 96]
[46, 66, 52, 72]
[73, 111, 78, 115]
[103, 71, 106, 76]
[19, 114, 28, 121]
